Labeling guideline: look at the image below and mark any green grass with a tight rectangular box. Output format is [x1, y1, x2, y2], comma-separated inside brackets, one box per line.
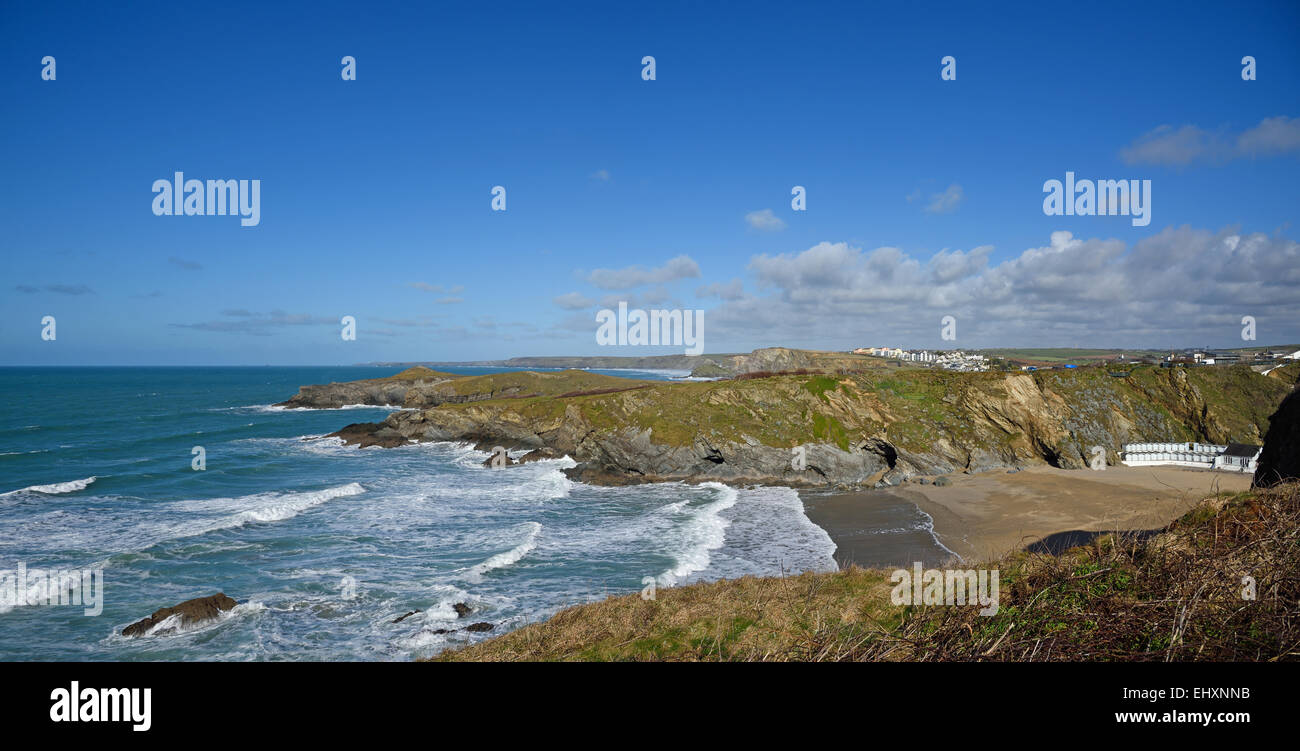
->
[802, 375, 841, 402]
[417, 360, 1288, 464]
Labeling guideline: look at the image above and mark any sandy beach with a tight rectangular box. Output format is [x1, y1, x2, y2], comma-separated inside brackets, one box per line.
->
[804, 465, 1254, 566]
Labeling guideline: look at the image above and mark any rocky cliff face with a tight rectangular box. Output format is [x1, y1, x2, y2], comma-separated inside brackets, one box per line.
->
[278, 367, 455, 408]
[321, 364, 1289, 489]
[279, 367, 646, 409]
[1254, 386, 1300, 488]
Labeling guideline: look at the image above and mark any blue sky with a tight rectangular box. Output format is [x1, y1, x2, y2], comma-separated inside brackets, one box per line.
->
[3, 0, 1298, 365]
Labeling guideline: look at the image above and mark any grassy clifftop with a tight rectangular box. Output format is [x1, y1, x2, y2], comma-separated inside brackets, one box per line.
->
[281, 367, 651, 409]
[326, 358, 1289, 484]
[421, 364, 1286, 465]
[434, 481, 1300, 662]
[407, 369, 651, 407]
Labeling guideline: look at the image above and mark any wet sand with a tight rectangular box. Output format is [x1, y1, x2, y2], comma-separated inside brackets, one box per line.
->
[800, 489, 956, 569]
[803, 465, 1253, 566]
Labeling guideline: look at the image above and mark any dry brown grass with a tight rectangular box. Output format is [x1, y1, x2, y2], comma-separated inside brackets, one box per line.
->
[433, 482, 1300, 662]
[840, 481, 1300, 662]
[431, 568, 898, 661]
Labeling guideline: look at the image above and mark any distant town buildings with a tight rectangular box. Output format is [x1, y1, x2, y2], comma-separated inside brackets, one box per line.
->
[1121, 441, 1262, 473]
[852, 347, 988, 372]
[847, 345, 1298, 374]
[1160, 348, 1299, 367]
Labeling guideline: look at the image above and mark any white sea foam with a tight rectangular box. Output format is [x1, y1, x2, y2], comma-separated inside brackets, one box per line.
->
[464, 522, 542, 582]
[698, 486, 838, 580]
[170, 483, 366, 530]
[912, 507, 960, 560]
[52, 483, 370, 568]
[419, 459, 576, 503]
[236, 403, 411, 413]
[656, 482, 738, 586]
[1, 476, 97, 497]
[515, 468, 574, 502]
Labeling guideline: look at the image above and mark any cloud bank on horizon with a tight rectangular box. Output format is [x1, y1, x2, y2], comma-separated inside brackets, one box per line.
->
[540, 226, 1299, 352]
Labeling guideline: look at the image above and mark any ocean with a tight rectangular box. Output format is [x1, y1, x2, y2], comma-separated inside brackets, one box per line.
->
[0, 366, 850, 661]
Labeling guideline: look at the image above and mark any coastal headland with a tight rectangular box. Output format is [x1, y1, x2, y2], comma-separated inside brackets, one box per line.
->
[270, 347, 1298, 661]
[285, 348, 1290, 566]
[288, 349, 1287, 491]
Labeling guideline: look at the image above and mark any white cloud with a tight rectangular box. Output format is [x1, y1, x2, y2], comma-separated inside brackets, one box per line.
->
[1237, 116, 1300, 157]
[410, 282, 464, 294]
[924, 184, 964, 214]
[696, 278, 746, 300]
[707, 228, 1300, 348]
[1121, 116, 1300, 166]
[583, 255, 701, 290]
[590, 169, 611, 181]
[553, 292, 596, 309]
[597, 287, 674, 310]
[170, 309, 335, 335]
[745, 208, 787, 232]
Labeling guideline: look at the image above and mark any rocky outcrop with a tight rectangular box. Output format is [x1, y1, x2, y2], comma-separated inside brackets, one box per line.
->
[278, 367, 454, 409]
[688, 361, 732, 378]
[122, 593, 237, 637]
[480, 447, 567, 468]
[320, 361, 1290, 490]
[1254, 387, 1300, 488]
[429, 622, 494, 635]
[331, 421, 409, 448]
[394, 602, 472, 624]
[688, 347, 863, 377]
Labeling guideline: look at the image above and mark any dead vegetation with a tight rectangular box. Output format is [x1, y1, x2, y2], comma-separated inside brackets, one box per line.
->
[846, 481, 1300, 662]
[433, 482, 1300, 662]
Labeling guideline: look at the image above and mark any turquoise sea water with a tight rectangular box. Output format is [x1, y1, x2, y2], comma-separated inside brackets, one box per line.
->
[0, 366, 840, 660]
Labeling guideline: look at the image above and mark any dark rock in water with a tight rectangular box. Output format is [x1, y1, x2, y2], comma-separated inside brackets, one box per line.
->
[393, 610, 421, 624]
[453, 602, 472, 618]
[1007, 467, 1022, 474]
[1254, 388, 1300, 488]
[329, 422, 409, 449]
[518, 447, 565, 464]
[933, 476, 953, 487]
[563, 464, 650, 486]
[122, 593, 237, 637]
[428, 620, 494, 636]
[916, 477, 932, 485]
[482, 451, 516, 468]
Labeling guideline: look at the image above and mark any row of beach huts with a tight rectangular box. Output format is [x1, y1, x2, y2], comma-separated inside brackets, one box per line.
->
[1121, 442, 1262, 473]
